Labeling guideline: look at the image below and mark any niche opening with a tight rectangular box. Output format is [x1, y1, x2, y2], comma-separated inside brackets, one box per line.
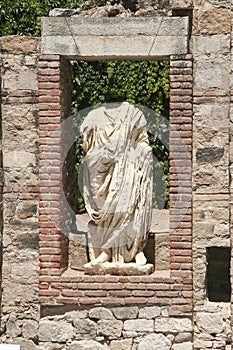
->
[206, 247, 231, 302]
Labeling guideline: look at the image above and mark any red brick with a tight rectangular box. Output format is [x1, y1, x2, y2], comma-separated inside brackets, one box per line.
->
[78, 283, 101, 290]
[132, 290, 155, 297]
[108, 290, 131, 297]
[102, 283, 124, 290]
[84, 290, 108, 297]
[62, 290, 83, 297]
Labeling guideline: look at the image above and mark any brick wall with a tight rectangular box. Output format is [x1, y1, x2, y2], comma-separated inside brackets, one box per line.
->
[38, 54, 193, 317]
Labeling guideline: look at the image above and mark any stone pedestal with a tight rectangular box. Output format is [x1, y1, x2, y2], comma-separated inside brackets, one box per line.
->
[84, 262, 154, 275]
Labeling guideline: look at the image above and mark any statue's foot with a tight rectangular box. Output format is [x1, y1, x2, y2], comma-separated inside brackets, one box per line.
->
[84, 251, 110, 268]
[135, 251, 147, 266]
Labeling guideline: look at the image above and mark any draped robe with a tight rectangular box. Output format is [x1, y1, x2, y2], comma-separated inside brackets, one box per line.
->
[80, 102, 153, 263]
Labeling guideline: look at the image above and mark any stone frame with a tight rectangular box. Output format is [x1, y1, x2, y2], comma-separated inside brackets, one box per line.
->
[38, 17, 193, 315]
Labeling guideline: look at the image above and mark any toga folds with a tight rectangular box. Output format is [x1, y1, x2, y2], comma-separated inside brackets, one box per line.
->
[80, 102, 153, 263]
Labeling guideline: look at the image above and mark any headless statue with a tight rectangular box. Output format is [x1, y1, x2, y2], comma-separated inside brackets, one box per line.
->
[80, 102, 153, 266]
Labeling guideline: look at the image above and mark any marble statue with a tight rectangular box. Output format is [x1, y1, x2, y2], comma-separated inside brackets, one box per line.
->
[80, 102, 153, 268]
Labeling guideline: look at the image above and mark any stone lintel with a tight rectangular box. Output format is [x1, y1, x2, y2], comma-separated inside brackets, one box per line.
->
[84, 262, 154, 275]
[41, 16, 189, 59]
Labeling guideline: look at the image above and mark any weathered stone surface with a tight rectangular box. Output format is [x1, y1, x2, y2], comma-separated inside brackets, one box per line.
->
[192, 34, 230, 57]
[174, 333, 192, 343]
[11, 260, 38, 284]
[41, 17, 189, 58]
[193, 339, 213, 348]
[193, 6, 231, 34]
[38, 342, 64, 350]
[171, 0, 192, 8]
[155, 318, 192, 333]
[84, 262, 154, 275]
[194, 60, 230, 94]
[112, 307, 138, 320]
[6, 313, 21, 338]
[89, 307, 114, 320]
[0, 36, 39, 54]
[16, 203, 37, 219]
[69, 233, 88, 270]
[4, 151, 36, 169]
[110, 339, 132, 350]
[64, 310, 88, 321]
[97, 320, 123, 338]
[69, 340, 109, 350]
[195, 312, 224, 334]
[138, 333, 172, 350]
[172, 342, 192, 350]
[3, 69, 38, 91]
[138, 306, 160, 319]
[22, 320, 38, 340]
[124, 319, 153, 332]
[196, 147, 225, 163]
[18, 339, 38, 350]
[39, 320, 74, 342]
[73, 318, 97, 339]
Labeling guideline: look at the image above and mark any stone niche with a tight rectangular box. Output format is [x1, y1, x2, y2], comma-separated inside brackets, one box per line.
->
[38, 14, 193, 309]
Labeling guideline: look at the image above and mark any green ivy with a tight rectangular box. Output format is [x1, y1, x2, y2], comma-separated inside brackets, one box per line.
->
[0, 0, 84, 36]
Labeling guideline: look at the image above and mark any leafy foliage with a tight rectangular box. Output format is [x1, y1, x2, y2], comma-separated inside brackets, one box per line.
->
[0, 0, 84, 36]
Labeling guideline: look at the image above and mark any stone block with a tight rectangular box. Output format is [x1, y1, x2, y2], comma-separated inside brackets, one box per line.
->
[138, 306, 160, 319]
[97, 320, 123, 338]
[195, 312, 224, 334]
[38, 343, 64, 350]
[73, 318, 97, 339]
[0, 36, 39, 54]
[18, 339, 37, 350]
[112, 307, 138, 320]
[172, 342, 192, 350]
[89, 307, 114, 320]
[138, 333, 172, 350]
[193, 339, 213, 348]
[16, 202, 37, 219]
[84, 262, 154, 275]
[6, 313, 21, 338]
[69, 340, 109, 350]
[124, 319, 153, 332]
[155, 233, 170, 270]
[155, 317, 192, 333]
[3, 69, 38, 91]
[22, 320, 38, 340]
[41, 17, 189, 58]
[3, 151, 36, 169]
[69, 232, 88, 270]
[65, 310, 88, 321]
[110, 339, 132, 350]
[11, 261, 38, 284]
[2, 104, 37, 129]
[192, 34, 230, 56]
[39, 320, 74, 342]
[193, 103, 229, 136]
[174, 333, 192, 343]
[193, 6, 231, 34]
[193, 60, 230, 95]
[171, 0, 193, 8]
